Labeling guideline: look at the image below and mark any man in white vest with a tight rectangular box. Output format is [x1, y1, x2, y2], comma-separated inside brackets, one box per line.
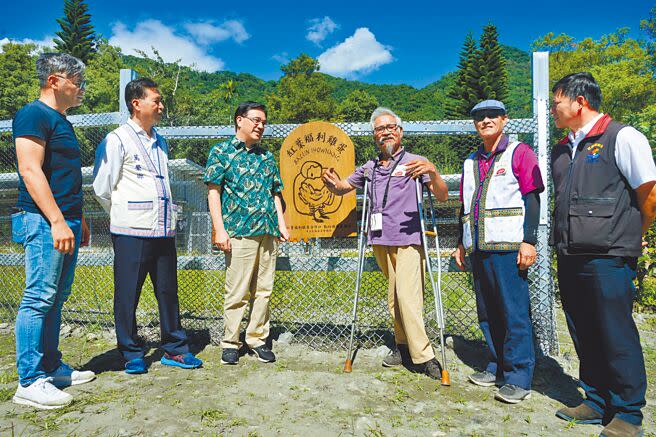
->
[93, 78, 202, 374]
[452, 100, 543, 403]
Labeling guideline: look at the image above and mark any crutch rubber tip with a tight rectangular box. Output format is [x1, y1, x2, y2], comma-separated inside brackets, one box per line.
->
[441, 370, 451, 386]
[343, 359, 353, 373]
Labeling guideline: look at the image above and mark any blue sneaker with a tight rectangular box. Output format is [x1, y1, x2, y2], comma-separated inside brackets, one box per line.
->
[125, 358, 147, 374]
[160, 352, 202, 369]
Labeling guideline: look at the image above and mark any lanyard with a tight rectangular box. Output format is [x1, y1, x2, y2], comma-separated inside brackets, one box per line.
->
[127, 124, 164, 176]
[372, 150, 406, 212]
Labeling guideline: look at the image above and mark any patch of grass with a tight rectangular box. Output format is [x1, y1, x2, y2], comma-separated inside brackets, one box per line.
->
[0, 369, 18, 384]
[0, 386, 14, 401]
[198, 408, 229, 427]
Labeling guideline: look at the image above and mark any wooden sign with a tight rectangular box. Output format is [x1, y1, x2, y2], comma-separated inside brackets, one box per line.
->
[280, 121, 356, 240]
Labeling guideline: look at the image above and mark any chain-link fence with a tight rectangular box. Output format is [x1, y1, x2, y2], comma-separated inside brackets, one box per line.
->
[0, 112, 558, 355]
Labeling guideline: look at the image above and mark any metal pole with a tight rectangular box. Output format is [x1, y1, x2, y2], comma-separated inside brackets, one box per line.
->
[344, 175, 370, 372]
[531, 51, 558, 356]
[415, 180, 450, 386]
[119, 69, 138, 123]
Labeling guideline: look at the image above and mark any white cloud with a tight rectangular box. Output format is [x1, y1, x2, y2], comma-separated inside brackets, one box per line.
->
[272, 52, 290, 64]
[183, 20, 250, 45]
[317, 28, 393, 77]
[0, 36, 56, 49]
[306, 16, 338, 46]
[109, 20, 224, 72]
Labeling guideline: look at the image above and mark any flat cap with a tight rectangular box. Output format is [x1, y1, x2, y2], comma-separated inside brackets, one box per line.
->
[470, 99, 506, 115]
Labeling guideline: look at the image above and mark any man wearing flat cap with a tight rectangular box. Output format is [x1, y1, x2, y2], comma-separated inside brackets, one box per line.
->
[453, 99, 544, 403]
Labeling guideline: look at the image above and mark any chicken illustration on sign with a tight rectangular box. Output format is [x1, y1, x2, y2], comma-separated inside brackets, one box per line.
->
[295, 161, 341, 222]
[280, 121, 356, 240]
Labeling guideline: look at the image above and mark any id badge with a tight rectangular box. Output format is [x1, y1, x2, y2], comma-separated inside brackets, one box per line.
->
[392, 164, 408, 177]
[370, 212, 383, 231]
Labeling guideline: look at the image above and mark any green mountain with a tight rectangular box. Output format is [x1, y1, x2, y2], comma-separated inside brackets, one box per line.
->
[123, 45, 533, 122]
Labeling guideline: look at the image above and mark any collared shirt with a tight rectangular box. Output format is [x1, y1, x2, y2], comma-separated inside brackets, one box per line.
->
[93, 118, 168, 213]
[348, 147, 429, 247]
[568, 113, 656, 189]
[204, 136, 283, 237]
[459, 135, 544, 223]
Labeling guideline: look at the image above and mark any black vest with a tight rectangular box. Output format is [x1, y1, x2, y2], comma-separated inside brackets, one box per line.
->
[550, 117, 642, 257]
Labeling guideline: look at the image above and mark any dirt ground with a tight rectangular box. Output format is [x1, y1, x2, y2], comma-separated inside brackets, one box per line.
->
[0, 308, 654, 437]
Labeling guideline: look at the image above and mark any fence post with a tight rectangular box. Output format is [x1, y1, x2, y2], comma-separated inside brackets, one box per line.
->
[531, 52, 559, 356]
[119, 69, 138, 122]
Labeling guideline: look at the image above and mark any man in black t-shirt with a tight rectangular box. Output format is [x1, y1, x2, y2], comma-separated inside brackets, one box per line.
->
[11, 53, 95, 410]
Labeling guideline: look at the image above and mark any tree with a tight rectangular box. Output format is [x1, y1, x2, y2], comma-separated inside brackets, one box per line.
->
[77, 40, 124, 113]
[0, 43, 39, 119]
[53, 0, 96, 64]
[477, 24, 507, 103]
[219, 79, 238, 123]
[132, 48, 192, 125]
[446, 33, 479, 118]
[267, 54, 336, 123]
[446, 24, 508, 118]
[640, 6, 656, 74]
[337, 89, 378, 122]
[533, 28, 656, 121]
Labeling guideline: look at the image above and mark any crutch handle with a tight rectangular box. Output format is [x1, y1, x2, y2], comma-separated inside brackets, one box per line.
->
[424, 231, 437, 237]
[343, 359, 353, 373]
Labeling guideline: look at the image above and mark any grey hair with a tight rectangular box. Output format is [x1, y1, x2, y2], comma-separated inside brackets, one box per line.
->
[36, 53, 85, 88]
[370, 107, 402, 129]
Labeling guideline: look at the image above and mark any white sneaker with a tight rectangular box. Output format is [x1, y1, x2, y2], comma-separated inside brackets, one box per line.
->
[13, 378, 73, 409]
[47, 362, 95, 388]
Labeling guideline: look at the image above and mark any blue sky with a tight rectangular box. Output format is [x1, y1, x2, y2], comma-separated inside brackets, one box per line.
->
[1, 0, 652, 87]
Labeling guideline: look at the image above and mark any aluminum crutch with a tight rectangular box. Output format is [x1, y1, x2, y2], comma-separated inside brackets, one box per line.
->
[344, 173, 370, 373]
[416, 179, 451, 386]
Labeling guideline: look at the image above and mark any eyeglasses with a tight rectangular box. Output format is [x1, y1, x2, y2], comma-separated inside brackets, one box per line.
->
[241, 116, 267, 126]
[373, 123, 399, 134]
[54, 74, 86, 90]
[472, 110, 505, 122]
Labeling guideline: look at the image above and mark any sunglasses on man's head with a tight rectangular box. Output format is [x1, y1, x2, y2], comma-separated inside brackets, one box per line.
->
[472, 109, 505, 122]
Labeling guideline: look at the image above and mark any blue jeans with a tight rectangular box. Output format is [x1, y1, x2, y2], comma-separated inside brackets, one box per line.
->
[471, 251, 535, 390]
[12, 211, 81, 387]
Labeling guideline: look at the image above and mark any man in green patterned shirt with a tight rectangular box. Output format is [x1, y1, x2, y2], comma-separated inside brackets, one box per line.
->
[205, 102, 289, 365]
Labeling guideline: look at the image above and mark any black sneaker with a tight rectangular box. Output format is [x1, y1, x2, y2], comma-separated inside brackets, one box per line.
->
[221, 348, 239, 365]
[382, 344, 410, 367]
[495, 384, 531, 404]
[251, 345, 276, 363]
[421, 358, 443, 380]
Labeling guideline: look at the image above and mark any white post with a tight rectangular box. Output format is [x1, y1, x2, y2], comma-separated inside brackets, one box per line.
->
[119, 69, 138, 122]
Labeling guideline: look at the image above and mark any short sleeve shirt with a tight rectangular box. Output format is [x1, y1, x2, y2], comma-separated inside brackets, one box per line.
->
[204, 136, 283, 237]
[13, 100, 83, 219]
[348, 148, 429, 246]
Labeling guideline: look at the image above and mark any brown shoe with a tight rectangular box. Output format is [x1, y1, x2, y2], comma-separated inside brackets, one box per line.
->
[555, 403, 603, 425]
[600, 418, 644, 437]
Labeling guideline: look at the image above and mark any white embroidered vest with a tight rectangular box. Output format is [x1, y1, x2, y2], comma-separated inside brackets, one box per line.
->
[461, 141, 524, 252]
[108, 124, 177, 237]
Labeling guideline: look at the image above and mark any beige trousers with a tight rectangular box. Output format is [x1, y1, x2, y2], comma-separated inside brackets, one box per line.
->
[373, 244, 435, 364]
[222, 235, 278, 349]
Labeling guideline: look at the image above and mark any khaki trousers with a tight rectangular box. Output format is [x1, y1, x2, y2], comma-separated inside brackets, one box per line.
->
[373, 244, 435, 364]
[222, 235, 278, 349]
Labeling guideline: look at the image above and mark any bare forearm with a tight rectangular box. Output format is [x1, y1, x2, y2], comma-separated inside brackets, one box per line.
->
[274, 193, 287, 228]
[207, 187, 226, 233]
[21, 166, 65, 224]
[326, 179, 355, 196]
[636, 181, 656, 234]
[427, 173, 448, 202]
[641, 193, 656, 234]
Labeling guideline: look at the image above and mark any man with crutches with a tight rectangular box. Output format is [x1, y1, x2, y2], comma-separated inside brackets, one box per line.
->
[452, 100, 543, 403]
[323, 107, 448, 380]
